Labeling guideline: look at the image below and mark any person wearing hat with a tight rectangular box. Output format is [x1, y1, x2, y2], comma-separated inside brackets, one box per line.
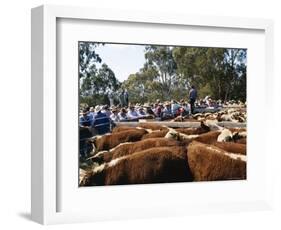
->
[127, 106, 139, 120]
[181, 102, 189, 116]
[110, 108, 120, 122]
[79, 109, 94, 128]
[118, 108, 129, 121]
[143, 105, 155, 117]
[154, 103, 163, 118]
[89, 106, 96, 119]
[171, 100, 180, 116]
[162, 102, 173, 120]
[101, 105, 111, 118]
[137, 106, 147, 118]
[92, 105, 110, 135]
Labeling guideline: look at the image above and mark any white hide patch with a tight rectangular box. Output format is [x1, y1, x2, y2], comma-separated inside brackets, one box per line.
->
[165, 128, 199, 141]
[179, 133, 199, 140]
[238, 131, 247, 137]
[92, 156, 127, 174]
[93, 151, 108, 158]
[93, 164, 106, 174]
[164, 128, 179, 139]
[224, 152, 247, 162]
[204, 119, 223, 131]
[109, 142, 132, 152]
[107, 156, 127, 167]
[217, 129, 233, 142]
[145, 129, 153, 133]
[206, 146, 247, 162]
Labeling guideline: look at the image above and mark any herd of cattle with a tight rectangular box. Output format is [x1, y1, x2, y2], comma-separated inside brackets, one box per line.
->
[172, 107, 246, 123]
[80, 108, 247, 186]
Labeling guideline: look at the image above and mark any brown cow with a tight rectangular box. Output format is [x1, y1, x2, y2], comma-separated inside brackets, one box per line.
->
[90, 137, 183, 164]
[187, 141, 246, 181]
[137, 123, 168, 131]
[193, 131, 222, 144]
[212, 142, 246, 155]
[141, 130, 169, 139]
[81, 146, 193, 186]
[111, 126, 139, 133]
[88, 129, 148, 152]
[175, 122, 210, 135]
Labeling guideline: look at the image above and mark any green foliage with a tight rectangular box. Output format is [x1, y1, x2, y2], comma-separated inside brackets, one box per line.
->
[79, 42, 102, 79]
[79, 42, 121, 106]
[173, 47, 247, 101]
[80, 94, 110, 107]
[198, 83, 212, 98]
[80, 63, 120, 105]
[144, 46, 177, 98]
[79, 42, 247, 105]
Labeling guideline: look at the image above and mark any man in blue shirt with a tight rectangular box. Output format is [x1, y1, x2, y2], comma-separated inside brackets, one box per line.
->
[79, 109, 94, 127]
[92, 105, 110, 135]
[189, 85, 197, 114]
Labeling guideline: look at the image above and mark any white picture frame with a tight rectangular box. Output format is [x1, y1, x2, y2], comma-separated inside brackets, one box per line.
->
[31, 4, 274, 225]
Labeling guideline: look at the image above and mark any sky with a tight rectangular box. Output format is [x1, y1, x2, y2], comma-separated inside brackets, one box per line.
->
[94, 43, 146, 82]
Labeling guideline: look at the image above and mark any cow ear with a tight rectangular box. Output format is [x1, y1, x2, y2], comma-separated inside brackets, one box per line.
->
[232, 132, 239, 139]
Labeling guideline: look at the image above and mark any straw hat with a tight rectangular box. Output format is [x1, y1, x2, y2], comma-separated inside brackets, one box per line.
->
[95, 105, 102, 112]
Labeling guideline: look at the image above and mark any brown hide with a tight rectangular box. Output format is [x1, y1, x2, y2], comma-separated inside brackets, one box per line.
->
[112, 126, 139, 133]
[187, 141, 246, 181]
[141, 130, 168, 139]
[175, 126, 210, 135]
[213, 142, 246, 155]
[193, 131, 221, 144]
[137, 123, 168, 131]
[229, 128, 247, 133]
[101, 138, 183, 163]
[94, 129, 147, 151]
[85, 146, 193, 186]
[105, 146, 193, 185]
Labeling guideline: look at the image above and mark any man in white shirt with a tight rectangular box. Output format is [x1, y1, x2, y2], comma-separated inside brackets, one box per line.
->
[127, 106, 139, 120]
[118, 108, 129, 121]
[110, 108, 120, 122]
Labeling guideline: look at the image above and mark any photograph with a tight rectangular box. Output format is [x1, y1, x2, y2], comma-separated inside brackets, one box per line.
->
[78, 42, 247, 186]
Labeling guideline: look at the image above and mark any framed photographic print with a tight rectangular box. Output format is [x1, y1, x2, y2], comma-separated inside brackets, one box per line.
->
[31, 5, 274, 225]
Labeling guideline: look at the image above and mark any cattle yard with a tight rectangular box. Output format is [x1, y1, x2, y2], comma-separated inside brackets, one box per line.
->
[115, 121, 246, 128]
[80, 108, 247, 186]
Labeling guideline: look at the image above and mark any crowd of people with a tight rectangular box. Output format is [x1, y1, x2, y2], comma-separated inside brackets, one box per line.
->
[79, 100, 222, 136]
[79, 85, 245, 137]
[79, 86, 246, 158]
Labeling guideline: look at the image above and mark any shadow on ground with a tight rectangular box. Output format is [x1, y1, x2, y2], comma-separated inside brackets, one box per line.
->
[18, 212, 32, 221]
